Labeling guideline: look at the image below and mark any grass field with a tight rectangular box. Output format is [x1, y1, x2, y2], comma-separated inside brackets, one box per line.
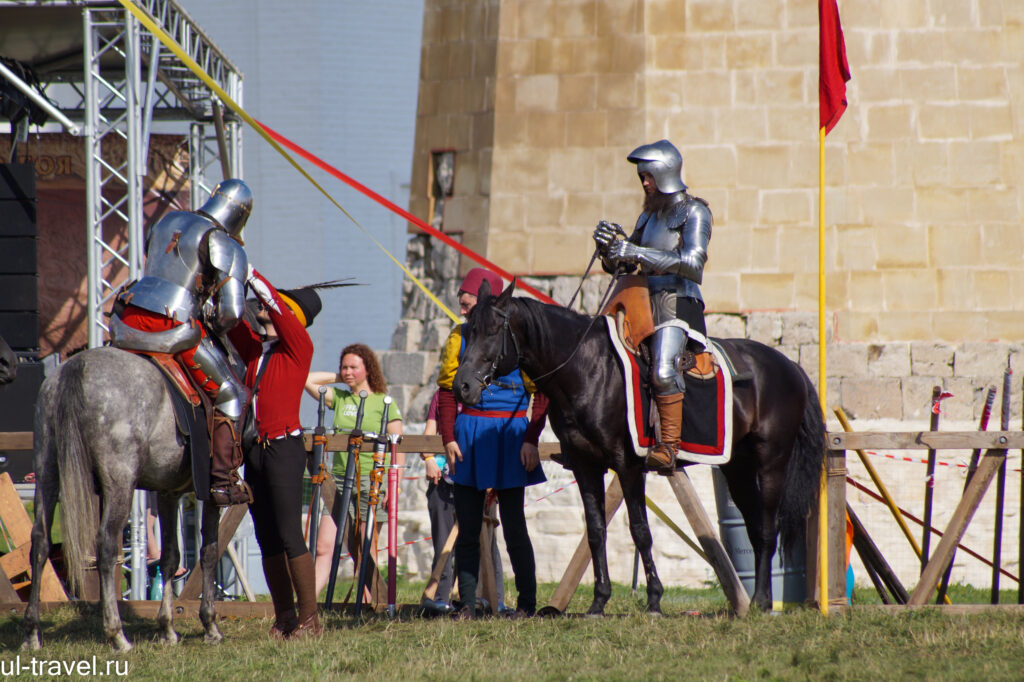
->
[2, 581, 1023, 680]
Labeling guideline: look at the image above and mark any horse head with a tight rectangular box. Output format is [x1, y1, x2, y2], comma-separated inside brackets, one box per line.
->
[452, 278, 518, 405]
[0, 335, 17, 385]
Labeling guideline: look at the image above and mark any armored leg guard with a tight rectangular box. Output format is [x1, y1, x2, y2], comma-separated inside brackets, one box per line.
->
[262, 553, 297, 639]
[209, 417, 253, 506]
[648, 393, 684, 473]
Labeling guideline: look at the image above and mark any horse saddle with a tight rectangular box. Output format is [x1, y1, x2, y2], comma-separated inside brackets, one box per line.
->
[121, 349, 212, 500]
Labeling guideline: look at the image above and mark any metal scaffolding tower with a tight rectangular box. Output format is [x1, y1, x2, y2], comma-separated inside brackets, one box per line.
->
[0, 0, 243, 346]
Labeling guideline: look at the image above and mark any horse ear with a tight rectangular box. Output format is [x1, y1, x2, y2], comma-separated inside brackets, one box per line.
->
[496, 278, 515, 307]
[477, 278, 493, 301]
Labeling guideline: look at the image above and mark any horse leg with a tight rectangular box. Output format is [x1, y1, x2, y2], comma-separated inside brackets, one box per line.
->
[97, 491, 133, 652]
[21, 443, 59, 650]
[155, 495, 181, 644]
[575, 464, 612, 616]
[198, 501, 223, 644]
[618, 463, 663, 615]
[722, 457, 776, 612]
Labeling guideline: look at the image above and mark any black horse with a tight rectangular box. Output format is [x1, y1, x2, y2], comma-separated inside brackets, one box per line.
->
[452, 280, 826, 614]
[0, 334, 17, 385]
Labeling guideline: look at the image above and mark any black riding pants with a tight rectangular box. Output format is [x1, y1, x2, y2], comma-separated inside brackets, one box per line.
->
[453, 484, 536, 613]
[245, 435, 307, 559]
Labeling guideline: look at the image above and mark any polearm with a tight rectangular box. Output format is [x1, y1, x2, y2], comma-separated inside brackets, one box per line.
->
[921, 386, 942, 573]
[308, 386, 329, 558]
[936, 384, 997, 603]
[324, 389, 368, 608]
[355, 395, 391, 617]
[991, 358, 1011, 604]
[386, 436, 401, 619]
[1019, 372, 1024, 605]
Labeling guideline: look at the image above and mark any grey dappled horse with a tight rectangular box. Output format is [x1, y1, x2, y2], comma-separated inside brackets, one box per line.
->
[23, 347, 224, 652]
[0, 334, 17, 385]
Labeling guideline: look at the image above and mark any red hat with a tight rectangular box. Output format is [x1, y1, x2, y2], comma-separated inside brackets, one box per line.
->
[459, 267, 503, 297]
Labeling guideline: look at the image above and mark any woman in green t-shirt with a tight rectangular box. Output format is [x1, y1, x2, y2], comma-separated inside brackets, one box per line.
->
[305, 343, 403, 597]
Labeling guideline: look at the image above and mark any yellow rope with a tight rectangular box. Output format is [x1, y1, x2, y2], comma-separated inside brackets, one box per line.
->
[117, 0, 459, 323]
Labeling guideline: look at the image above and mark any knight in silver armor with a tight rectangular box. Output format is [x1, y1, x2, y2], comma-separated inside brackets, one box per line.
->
[593, 140, 713, 472]
[110, 178, 256, 506]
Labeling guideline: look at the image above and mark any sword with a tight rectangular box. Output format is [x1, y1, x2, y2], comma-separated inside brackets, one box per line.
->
[324, 389, 368, 608]
[307, 386, 328, 558]
[355, 395, 391, 617]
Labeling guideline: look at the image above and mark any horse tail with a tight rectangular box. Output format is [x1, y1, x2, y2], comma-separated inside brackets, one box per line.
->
[53, 359, 99, 596]
[777, 375, 827, 555]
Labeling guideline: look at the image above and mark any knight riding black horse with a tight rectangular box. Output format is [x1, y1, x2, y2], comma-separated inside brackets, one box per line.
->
[452, 280, 826, 614]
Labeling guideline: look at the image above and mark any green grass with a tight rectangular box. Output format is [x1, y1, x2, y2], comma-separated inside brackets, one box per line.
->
[3, 581, 1024, 680]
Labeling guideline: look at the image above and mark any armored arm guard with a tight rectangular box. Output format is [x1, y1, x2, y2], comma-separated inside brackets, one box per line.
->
[600, 216, 643, 275]
[206, 230, 248, 335]
[634, 198, 712, 284]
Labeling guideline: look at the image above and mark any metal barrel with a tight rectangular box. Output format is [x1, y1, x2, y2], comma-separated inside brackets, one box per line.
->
[711, 467, 806, 610]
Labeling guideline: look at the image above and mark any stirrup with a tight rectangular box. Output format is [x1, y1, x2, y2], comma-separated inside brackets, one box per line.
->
[645, 444, 677, 474]
[210, 481, 253, 506]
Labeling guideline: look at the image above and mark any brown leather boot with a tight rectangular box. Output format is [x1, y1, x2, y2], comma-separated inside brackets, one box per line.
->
[210, 417, 252, 506]
[287, 553, 322, 638]
[648, 392, 684, 474]
[262, 553, 297, 639]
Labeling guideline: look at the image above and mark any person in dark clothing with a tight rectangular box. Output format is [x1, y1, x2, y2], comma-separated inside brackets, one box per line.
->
[228, 267, 322, 638]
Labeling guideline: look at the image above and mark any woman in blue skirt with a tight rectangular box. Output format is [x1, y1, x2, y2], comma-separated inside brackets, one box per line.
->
[437, 268, 549, 619]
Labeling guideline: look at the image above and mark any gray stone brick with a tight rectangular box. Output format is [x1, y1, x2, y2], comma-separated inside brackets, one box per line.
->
[781, 311, 818, 346]
[954, 342, 1013, 381]
[747, 312, 781, 345]
[939, 377, 987, 421]
[421, 318, 454, 352]
[839, 377, 903, 419]
[910, 342, 954, 377]
[902, 377, 944, 421]
[381, 351, 436, 386]
[829, 343, 869, 377]
[390, 319, 423, 352]
[707, 313, 745, 339]
[868, 343, 911, 377]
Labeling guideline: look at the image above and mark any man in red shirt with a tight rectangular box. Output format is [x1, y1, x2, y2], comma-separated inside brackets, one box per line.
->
[228, 267, 322, 638]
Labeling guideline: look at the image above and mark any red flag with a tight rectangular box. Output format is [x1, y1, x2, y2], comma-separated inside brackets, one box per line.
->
[819, 0, 851, 134]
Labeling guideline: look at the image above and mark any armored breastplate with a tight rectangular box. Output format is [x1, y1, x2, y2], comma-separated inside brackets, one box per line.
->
[125, 212, 215, 322]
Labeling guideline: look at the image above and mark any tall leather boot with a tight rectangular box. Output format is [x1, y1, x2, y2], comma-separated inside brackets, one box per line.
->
[287, 552, 322, 637]
[210, 417, 252, 506]
[262, 553, 297, 639]
[647, 392, 684, 473]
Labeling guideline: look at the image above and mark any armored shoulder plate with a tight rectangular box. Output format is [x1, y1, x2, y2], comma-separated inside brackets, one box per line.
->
[206, 229, 247, 281]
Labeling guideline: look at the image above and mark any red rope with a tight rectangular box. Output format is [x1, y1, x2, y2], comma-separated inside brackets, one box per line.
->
[255, 120, 558, 307]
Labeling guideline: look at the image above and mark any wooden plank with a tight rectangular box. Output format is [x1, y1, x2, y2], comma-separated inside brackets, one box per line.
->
[827, 448, 848, 611]
[546, 475, 624, 613]
[301, 433, 562, 460]
[828, 431, 1024, 451]
[421, 523, 458, 602]
[667, 470, 751, 617]
[0, 432, 32, 450]
[178, 503, 249, 601]
[0, 472, 33, 545]
[0, 569, 20, 602]
[908, 450, 1007, 605]
[0, 543, 29, 578]
[478, 502, 499, 612]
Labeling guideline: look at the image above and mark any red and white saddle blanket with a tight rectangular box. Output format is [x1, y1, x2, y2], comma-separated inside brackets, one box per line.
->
[604, 316, 734, 465]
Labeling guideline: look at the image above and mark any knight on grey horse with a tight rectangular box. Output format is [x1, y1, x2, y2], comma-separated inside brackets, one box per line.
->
[109, 178, 253, 506]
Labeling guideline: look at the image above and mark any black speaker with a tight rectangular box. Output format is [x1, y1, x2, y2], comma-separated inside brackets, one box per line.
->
[0, 237, 36, 272]
[0, 312, 38, 350]
[0, 163, 35, 200]
[0, 274, 38, 311]
[0, 359, 43, 431]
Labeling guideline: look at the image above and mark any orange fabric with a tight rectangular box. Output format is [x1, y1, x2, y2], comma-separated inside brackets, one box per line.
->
[845, 511, 854, 566]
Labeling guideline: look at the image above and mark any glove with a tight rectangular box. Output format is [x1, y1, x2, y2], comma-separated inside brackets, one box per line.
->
[593, 220, 620, 252]
[607, 239, 641, 265]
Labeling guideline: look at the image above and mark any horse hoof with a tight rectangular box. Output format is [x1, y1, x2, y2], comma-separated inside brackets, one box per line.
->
[204, 630, 223, 645]
[158, 630, 180, 645]
[20, 635, 41, 651]
[647, 610, 664, 619]
[110, 634, 132, 653]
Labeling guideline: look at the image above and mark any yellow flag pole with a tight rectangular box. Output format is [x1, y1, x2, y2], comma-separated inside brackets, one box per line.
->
[817, 125, 829, 615]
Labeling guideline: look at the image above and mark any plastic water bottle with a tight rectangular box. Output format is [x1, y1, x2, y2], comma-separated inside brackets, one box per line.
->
[149, 567, 163, 600]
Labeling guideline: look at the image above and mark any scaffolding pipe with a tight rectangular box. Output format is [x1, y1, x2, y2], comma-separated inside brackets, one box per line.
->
[0, 60, 81, 136]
